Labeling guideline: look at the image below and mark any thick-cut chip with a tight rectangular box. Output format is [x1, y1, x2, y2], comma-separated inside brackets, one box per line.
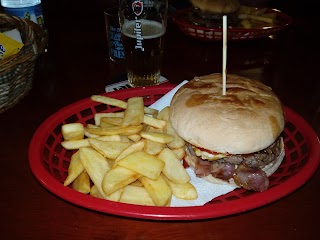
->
[165, 120, 185, 149]
[79, 147, 111, 198]
[145, 126, 163, 133]
[143, 115, 166, 129]
[87, 123, 98, 128]
[64, 151, 84, 186]
[157, 106, 185, 148]
[122, 97, 144, 126]
[119, 135, 131, 142]
[100, 121, 117, 128]
[97, 135, 123, 141]
[90, 185, 104, 199]
[71, 171, 91, 194]
[91, 95, 158, 116]
[238, 13, 274, 24]
[84, 124, 99, 138]
[102, 165, 141, 195]
[143, 107, 158, 116]
[61, 135, 122, 150]
[61, 139, 91, 150]
[140, 132, 174, 144]
[88, 138, 132, 160]
[115, 141, 145, 162]
[128, 134, 141, 142]
[101, 117, 123, 126]
[162, 174, 198, 200]
[116, 151, 164, 179]
[171, 147, 186, 160]
[105, 188, 123, 202]
[90, 184, 123, 201]
[130, 180, 143, 187]
[158, 148, 190, 184]
[86, 125, 143, 136]
[94, 112, 125, 126]
[139, 175, 172, 206]
[120, 185, 155, 206]
[61, 123, 84, 141]
[144, 138, 164, 156]
[157, 106, 170, 121]
[91, 95, 127, 109]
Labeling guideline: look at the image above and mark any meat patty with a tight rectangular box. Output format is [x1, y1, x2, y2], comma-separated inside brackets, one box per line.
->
[185, 137, 283, 191]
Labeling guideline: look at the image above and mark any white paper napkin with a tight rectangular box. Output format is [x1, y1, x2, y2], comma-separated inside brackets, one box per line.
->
[149, 80, 188, 110]
[149, 80, 236, 207]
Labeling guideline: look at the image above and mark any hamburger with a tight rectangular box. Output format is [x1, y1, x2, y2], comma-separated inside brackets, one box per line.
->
[169, 73, 285, 192]
[189, 0, 241, 27]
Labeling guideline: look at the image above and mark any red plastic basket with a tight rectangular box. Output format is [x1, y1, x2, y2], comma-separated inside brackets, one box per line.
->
[28, 85, 320, 220]
[172, 8, 293, 41]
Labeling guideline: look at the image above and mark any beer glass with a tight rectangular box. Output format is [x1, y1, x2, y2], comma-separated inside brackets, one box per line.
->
[119, 0, 168, 87]
[105, 6, 125, 63]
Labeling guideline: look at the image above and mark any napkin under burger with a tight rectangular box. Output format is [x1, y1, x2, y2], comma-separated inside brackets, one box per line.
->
[169, 73, 285, 192]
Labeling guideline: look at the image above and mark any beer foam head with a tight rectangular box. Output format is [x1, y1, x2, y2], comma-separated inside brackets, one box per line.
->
[122, 19, 165, 39]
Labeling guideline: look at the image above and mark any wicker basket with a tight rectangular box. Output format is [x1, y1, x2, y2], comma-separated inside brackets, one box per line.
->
[0, 13, 47, 113]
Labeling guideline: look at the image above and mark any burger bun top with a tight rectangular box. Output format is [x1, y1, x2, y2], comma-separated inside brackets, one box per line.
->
[169, 73, 285, 154]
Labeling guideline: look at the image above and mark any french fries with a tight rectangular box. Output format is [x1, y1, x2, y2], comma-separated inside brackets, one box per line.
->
[91, 95, 158, 116]
[158, 148, 190, 184]
[122, 97, 144, 126]
[102, 165, 141, 195]
[64, 151, 84, 186]
[61, 123, 84, 141]
[79, 147, 111, 198]
[164, 121, 185, 149]
[61, 135, 122, 150]
[71, 171, 91, 194]
[120, 185, 155, 206]
[238, 13, 274, 24]
[143, 115, 166, 129]
[86, 125, 144, 136]
[88, 138, 132, 159]
[61, 94, 197, 206]
[115, 141, 145, 162]
[116, 151, 165, 180]
[139, 174, 172, 206]
[237, 5, 277, 29]
[144, 138, 164, 156]
[163, 175, 198, 200]
[94, 112, 125, 125]
[140, 132, 174, 144]
[100, 117, 124, 126]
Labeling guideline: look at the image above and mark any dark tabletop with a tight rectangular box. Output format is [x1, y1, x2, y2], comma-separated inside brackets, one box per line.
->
[1, 0, 320, 239]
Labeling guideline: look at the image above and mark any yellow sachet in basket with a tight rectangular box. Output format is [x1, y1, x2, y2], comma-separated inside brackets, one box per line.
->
[0, 32, 24, 61]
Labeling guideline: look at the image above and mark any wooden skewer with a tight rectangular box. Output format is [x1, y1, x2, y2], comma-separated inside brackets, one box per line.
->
[222, 15, 227, 96]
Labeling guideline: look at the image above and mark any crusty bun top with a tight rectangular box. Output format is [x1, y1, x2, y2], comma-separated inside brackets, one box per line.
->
[170, 73, 285, 154]
[190, 0, 240, 14]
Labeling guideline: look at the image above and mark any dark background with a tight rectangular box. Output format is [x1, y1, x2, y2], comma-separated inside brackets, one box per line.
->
[38, 0, 317, 32]
[1, 0, 319, 130]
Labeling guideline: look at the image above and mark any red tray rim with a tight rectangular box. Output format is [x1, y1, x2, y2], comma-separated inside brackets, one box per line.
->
[172, 7, 293, 41]
[28, 85, 320, 220]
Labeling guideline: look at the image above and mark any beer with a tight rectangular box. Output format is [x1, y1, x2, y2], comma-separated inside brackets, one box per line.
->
[121, 19, 165, 87]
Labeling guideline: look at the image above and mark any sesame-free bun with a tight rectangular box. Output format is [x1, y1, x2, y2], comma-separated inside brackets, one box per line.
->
[190, 0, 240, 14]
[169, 73, 285, 154]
